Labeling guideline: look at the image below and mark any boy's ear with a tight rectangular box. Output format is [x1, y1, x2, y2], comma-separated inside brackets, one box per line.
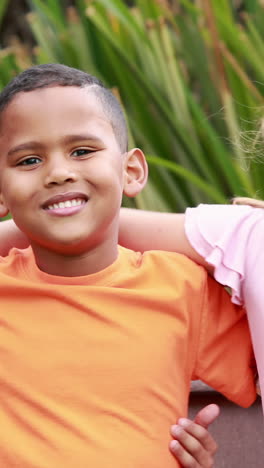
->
[123, 148, 148, 197]
[0, 195, 9, 218]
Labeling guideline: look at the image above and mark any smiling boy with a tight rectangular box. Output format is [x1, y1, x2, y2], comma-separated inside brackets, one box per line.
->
[0, 78, 146, 274]
[0, 64, 256, 468]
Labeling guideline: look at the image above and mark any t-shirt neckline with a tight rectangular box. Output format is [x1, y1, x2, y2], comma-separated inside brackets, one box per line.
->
[19, 245, 130, 286]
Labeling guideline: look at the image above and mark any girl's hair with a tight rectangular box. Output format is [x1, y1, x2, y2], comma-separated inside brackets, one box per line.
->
[233, 197, 264, 208]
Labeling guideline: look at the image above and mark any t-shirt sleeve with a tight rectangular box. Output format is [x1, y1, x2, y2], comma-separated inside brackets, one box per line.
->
[185, 204, 264, 305]
[193, 274, 256, 407]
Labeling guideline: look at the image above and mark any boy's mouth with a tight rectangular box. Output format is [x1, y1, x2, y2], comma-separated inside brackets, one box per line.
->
[42, 192, 88, 211]
[46, 198, 86, 210]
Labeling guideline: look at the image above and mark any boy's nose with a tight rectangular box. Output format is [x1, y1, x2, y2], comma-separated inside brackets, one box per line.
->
[44, 161, 78, 186]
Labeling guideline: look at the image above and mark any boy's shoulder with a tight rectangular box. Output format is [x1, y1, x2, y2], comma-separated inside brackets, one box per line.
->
[121, 246, 207, 284]
[0, 247, 31, 276]
[0, 246, 29, 265]
[118, 247, 210, 305]
[129, 245, 203, 265]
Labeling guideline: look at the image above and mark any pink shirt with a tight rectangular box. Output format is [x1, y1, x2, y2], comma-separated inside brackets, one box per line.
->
[185, 204, 264, 406]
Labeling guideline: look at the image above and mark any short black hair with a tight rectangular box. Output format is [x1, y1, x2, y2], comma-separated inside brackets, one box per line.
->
[0, 63, 128, 152]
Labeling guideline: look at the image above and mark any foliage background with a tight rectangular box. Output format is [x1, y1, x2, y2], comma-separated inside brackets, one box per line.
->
[1, 0, 264, 212]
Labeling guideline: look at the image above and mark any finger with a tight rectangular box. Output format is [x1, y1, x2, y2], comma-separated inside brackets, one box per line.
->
[170, 424, 215, 466]
[169, 439, 200, 468]
[193, 404, 220, 429]
[174, 418, 218, 455]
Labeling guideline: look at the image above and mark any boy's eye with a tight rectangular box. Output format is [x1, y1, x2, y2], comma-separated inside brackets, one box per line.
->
[18, 157, 41, 166]
[71, 148, 93, 157]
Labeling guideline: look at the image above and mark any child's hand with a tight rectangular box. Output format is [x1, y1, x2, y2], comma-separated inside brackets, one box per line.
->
[169, 404, 219, 467]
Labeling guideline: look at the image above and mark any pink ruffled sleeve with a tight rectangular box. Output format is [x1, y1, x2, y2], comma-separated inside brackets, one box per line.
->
[185, 204, 264, 306]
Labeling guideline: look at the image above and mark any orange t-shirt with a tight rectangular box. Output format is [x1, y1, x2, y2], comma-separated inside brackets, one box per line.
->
[0, 246, 255, 468]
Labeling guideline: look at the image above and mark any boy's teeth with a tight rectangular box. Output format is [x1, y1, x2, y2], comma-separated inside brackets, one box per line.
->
[47, 199, 84, 210]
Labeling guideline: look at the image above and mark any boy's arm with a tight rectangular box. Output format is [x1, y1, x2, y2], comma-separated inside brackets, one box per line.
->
[0, 219, 29, 256]
[170, 404, 219, 467]
[119, 208, 210, 270]
[195, 274, 256, 407]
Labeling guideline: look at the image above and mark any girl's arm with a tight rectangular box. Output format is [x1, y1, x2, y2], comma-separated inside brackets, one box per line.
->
[119, 208, 211, 270]
[0, 208, 207, 266]
[0, 219, 29, 256]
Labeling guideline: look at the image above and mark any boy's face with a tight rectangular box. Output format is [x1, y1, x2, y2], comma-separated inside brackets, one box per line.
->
[0, 86, 146, 255]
